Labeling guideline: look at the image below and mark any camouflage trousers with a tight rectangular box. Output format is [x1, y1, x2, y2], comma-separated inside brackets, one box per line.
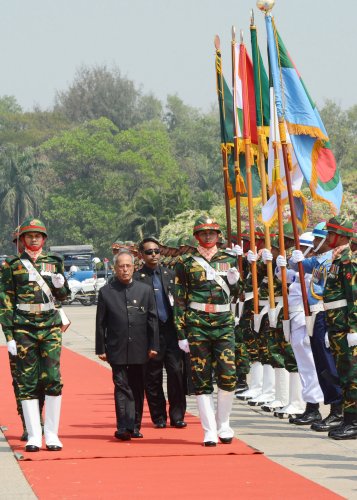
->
[187, 325, 236, 395]
[234, 299, 260, 378]
[328, 331, 357, 418]
[235, 324, 251, 377]
[14, 325, 63, 400]
[257, 316, 298, 372]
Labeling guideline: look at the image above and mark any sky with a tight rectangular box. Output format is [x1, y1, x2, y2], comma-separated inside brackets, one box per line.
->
[0, 0, 355, 113]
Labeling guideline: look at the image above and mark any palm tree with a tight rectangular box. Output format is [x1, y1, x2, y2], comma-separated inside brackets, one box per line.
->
[0, 144, 45, 227]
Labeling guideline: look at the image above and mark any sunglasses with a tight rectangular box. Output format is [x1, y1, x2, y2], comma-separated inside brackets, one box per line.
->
[143, 248, 161, 255]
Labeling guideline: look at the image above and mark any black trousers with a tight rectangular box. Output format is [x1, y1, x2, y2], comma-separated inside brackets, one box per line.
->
[111, 364, 145, 432]
[310, 312, 343, 405]
[145, 321, 186, 425]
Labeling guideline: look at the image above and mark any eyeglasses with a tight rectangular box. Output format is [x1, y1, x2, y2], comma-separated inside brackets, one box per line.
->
[143, 248, 161, 255]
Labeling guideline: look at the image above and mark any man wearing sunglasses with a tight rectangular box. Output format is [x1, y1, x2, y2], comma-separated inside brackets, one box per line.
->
[134, 237, 187, 429]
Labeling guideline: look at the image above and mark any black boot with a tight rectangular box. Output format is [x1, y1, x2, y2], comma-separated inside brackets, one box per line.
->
[235, 374, 248, 395]
[328, 414, 357, 440]
[311, 403, 343, 432]
[290, 402, 322, 425]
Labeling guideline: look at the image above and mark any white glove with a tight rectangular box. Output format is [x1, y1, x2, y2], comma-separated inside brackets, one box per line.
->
[7, 340, 17, 356]
[347, 332, 357, 348]
[247, 250, 257, 263]
[227, 267, 240, 285]
[178, 339, 190, 353]
[51, 273, 65, 288]
[230, 244, 243, 256]
[324, 332, 330, 349]
[291, 250, 304, 263]
[276, 255, 287, 268]
[262, 248, 273, 264]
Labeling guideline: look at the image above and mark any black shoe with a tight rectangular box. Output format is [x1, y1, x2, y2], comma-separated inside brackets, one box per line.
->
[154, 418, 167, 429]
[170, 421, 187, 428]
[289, 414, 303, 423]
[219, 437, 233, 444]
[311, 413, 343, 432]
[328, 422, 357, 440]
[292, 410, 322, 425]
[203, 441, 216, 447]
[20, 430, 28, 442]
[154, 422, 166, 428]
[248, 400, 264, 407]
[25, 445, 40, 452]
[114, 430, 131, 441]
[130, 430, 143, 438]
[46, 445, 62, 451]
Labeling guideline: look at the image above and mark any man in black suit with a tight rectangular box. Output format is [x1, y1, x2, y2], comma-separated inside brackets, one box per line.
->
[134, 237, 187, 429]
[95, 249, 159, 441]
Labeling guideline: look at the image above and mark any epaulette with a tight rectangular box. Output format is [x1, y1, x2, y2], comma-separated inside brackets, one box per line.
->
[341, 247, 353, 266]
[5, 254, 19, 265]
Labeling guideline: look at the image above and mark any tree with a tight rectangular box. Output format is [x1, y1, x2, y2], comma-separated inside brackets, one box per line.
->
[54, 64, 162, 130]
[0, 95, 22, 114]
[0, 145, 45, 227]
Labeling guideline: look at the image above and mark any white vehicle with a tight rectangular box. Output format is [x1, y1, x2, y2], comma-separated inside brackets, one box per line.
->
[66, 266, 96, 306]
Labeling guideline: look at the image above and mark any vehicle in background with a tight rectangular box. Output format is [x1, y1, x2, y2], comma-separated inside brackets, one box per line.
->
[49, 245, 95, 282]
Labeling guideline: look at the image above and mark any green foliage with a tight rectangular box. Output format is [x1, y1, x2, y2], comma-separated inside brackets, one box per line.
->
[0, 144, 45, 228]
[54, 64, 163, 130]
[0, 73, 355, 260]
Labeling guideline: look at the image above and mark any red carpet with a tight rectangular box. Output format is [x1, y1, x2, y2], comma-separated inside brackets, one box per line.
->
[0, 347, 341, 499]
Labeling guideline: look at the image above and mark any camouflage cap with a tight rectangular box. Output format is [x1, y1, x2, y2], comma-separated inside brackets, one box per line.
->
[283, 221, 294, 240]
[193, 215, 221, 235]
[326, 216, 354, 238]
[255, 226, 265, 240]
[12, 226, 20, 243]
[19, 217, 47, 237]
[270, 236, 280, 249]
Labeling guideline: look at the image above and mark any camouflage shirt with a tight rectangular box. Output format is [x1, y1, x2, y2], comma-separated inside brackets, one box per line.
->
[323, 246, 357, 334]
[174, 248, 242, 340]
[0, 251, 69, 341]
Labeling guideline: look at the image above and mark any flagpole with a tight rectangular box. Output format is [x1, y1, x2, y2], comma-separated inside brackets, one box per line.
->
[272, 139, 289, 323]
[214, 35, 233, 247]
[278, 119, 309, 317]
[231, 26, 243, 275]
[250, 16, 275, 316]
[259, 5, 310, 320]
[240, 35, 259, 315]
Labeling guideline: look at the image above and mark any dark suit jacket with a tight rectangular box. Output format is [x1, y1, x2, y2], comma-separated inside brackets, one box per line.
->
[95, 278, 159, 365]
[133, 265, 175, 321]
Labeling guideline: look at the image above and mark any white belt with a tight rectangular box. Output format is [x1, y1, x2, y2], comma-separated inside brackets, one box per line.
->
[323, 299, 347, 311]
[17, 303, 55, 313]
[189, 302, 231, 313]
[310, 303, 325, 313]
[289, 305, 304, 313]
[245, 292, 253, 302]
[258, 296, 283, 307]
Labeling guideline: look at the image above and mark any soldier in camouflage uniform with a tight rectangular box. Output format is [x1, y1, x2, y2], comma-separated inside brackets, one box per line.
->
[0, 227, 46, 442]
[234, 229, 267, 397]
[323, 217, 357, 440]
[0, 218, 69, 452]
[174, 215, 242, 446]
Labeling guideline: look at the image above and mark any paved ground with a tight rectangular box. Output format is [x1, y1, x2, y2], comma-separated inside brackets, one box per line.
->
[1, 305, 356, 499]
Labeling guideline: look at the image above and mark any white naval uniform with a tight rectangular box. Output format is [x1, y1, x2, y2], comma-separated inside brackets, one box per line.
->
[287, 270, 324, 403]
